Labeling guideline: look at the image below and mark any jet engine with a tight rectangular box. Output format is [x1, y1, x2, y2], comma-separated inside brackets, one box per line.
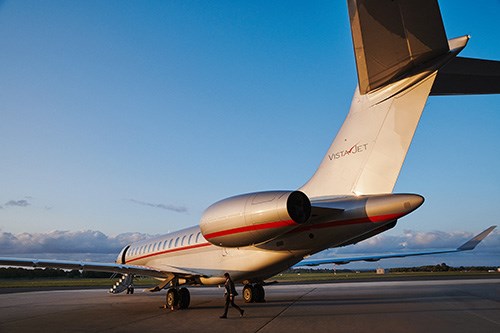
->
[200, 191, 311, 247]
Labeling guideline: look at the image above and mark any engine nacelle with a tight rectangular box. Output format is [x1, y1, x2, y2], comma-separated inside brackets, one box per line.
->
[200, 191, 311, 247]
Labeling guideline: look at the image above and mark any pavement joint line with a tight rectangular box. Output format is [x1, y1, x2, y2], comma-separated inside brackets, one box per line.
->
[254, 288, 316, 333]
[447, 292, 500, 326]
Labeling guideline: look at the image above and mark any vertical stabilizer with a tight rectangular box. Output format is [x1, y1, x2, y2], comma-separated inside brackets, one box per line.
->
[300, 73, 437, 198]
[300, 0, 454, 199]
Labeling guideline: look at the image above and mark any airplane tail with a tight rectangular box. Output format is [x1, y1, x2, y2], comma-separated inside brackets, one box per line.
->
[300, 0, 500, 199]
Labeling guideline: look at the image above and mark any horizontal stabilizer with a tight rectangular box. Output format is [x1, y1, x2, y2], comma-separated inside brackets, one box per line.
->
[431, 57, 500, 95]
[296, 225, 496, 267]
[348, 0, 449, 94]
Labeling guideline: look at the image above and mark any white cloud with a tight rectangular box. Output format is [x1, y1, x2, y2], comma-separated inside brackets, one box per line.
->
[312, 228, 500, 268]
[0, 228, 498, 267]
[0, 230, 156, 256]
[128, 199, 188, 213]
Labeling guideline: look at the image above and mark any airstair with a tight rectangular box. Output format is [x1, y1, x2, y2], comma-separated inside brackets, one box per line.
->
[109, 274, 133, 294]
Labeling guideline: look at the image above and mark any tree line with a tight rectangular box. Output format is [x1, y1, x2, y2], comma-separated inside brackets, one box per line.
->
[389, 263, 497, 273]
[1, 264, 497, 279]
[285, 263, 498, 274]
[0, 267, 114, 279]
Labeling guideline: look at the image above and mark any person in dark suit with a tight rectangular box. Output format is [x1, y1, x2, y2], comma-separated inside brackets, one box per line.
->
[220, 272, 244, 318]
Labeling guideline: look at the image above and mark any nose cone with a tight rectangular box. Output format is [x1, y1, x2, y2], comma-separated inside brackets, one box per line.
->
[365, 193, 424, 222]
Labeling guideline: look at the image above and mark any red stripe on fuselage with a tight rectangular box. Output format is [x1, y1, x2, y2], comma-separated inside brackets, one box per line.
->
[203, 219, 297, 240]
[368, 213, 403, 222]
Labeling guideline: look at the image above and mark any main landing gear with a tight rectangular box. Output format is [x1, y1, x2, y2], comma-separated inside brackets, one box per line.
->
[166, 287, 191, 309]
[242, 284, 265, 303]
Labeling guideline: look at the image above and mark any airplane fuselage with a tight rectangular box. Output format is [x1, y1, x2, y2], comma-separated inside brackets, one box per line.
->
[118, 193, 424, 285]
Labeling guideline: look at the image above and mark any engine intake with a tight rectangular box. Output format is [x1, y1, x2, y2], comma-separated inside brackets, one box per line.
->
[200, 191, 311, 247]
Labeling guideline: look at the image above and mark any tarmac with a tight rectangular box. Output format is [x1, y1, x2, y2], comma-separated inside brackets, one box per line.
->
[1, 278, 499, 333]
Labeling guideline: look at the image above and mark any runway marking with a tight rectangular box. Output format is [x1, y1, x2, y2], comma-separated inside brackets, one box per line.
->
[255, 287, 316, 333]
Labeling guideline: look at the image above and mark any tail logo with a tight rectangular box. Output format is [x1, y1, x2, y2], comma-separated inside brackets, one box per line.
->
[328, 142, 369, 161]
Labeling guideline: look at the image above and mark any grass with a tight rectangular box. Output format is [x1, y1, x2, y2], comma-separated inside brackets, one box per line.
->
[1, 271, 498, 289]
[0, 277, 159, 289]
[272, 270, 498, 283]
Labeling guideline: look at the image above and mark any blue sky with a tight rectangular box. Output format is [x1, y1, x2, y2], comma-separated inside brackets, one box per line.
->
[0, 1, 499, 266]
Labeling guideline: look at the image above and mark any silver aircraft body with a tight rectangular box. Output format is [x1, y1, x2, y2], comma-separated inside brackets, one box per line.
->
[1, 0, 499, 309]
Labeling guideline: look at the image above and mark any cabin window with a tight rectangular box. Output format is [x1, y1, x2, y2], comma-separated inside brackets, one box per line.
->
[168, 239, 173, 248]
[196, 232, 201, 243]
[188, 234, 193, 245]
[181, 235, 186, 246]
[175, 237, 179, 247]
[148, 244, 152, 253]
[162, 240, 168, 250]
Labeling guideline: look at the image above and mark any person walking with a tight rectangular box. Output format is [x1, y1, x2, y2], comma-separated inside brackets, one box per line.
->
[220, 272, 244, 318]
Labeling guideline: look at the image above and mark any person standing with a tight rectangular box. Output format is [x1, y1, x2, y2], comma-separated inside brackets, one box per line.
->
[220, 272, 244, 318]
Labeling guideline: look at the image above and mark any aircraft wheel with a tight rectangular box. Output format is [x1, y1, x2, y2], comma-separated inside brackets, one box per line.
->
[166, 288, 179, 308]
[254, 284, 265, 302]
[178, 287, 190, 309]
[243, 284, 254, 303]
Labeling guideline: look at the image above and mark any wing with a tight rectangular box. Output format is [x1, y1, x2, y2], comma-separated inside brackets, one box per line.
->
[0, 257, 202, 279]
[296, 226, 496, 267]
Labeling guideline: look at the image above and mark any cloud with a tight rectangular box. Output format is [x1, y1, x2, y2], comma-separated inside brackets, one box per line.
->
[4, 199, 31, 207]
[128, 199, 187, 213]
[0, 228, 498, 267]
[0, 230, 156, 256]
[312, 228, 500, 267]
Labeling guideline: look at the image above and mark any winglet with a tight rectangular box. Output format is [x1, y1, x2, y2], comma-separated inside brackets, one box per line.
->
[457, 226, 496, 251]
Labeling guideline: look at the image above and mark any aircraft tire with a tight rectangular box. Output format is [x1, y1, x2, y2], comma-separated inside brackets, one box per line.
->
[254, 284, 265, 302]
[243, 284, 254, 303]
[178, 287, 190, 309]
[166, 288, 179, 308]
